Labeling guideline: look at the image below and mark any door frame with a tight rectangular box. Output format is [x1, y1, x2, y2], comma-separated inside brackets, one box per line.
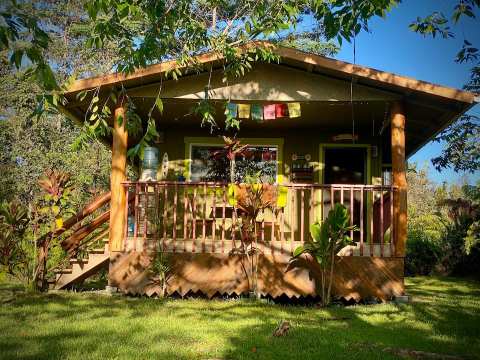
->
[318, 143, 372, 185]
[316, 143, 373, 243]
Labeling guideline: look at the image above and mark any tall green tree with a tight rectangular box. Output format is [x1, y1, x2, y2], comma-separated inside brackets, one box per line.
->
[3, 0, 400, 145]
[0, 1, 117, 208]
[409, 1, 480, 173]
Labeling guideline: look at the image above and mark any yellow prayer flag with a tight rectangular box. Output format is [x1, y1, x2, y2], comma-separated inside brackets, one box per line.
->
[288, 102, 301, 118]
[238, 104, 251, 119]
[55, 217, 63, 230]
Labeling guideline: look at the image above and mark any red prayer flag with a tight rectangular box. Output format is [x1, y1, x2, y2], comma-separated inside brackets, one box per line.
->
[275, 103, 288, 117]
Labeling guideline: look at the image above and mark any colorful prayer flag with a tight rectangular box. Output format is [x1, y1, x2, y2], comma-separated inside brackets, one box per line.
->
[251, 104, 263, 122]
[275, 103, 288, 118]
[287, 102, 301, 118]
[238, 104, 251, 119]
[225, 102, 238, 118]
[263, 104, 276, 120]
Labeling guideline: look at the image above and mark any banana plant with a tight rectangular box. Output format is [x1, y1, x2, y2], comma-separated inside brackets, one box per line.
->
[291, 203, 357, 306]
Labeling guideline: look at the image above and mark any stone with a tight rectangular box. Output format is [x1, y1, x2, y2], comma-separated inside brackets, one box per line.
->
[393, 295, 410, 304]
[105, 285, 118, 294]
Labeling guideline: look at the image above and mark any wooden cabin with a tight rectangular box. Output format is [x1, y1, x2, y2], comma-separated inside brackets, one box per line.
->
[53, 42, 478, 301]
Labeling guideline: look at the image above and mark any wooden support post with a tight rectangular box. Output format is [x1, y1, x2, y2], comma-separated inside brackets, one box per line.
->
[109, 97, 128, 252]
[391, 101, 407, 257]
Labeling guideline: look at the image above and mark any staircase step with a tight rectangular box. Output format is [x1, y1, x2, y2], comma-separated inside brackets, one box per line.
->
[89, 248, 107, 254]
[88, 253, 109, 262]
[48, 279, 57, 289]
[70, 258, 88, 265]
[52, 253, 109, 290]
[56, 268, 73, 274]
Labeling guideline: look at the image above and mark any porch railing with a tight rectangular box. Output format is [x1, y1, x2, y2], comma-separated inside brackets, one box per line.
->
[122, 181, 396, 257]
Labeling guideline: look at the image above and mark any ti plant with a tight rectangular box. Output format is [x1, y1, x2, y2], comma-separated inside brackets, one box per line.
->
[228, 172, 280, 298]
[35, 170, 74, 290]
[37, 170, 73, 231]
[291, 203, 357, 307]
[217, 137, 249, 183]
[0, 201, 29, 277]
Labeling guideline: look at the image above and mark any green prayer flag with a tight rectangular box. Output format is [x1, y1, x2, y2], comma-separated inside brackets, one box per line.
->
[251, 104, 263, 123]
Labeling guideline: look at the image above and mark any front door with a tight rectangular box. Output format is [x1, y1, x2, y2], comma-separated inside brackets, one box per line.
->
[321, 146, 369, 239]
[323, 147, 367, 185]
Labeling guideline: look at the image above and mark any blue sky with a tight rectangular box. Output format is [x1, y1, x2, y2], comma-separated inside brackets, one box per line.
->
[330, 0, 479, 185]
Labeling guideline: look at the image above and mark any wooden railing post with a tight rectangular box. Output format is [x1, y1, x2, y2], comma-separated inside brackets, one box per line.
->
[391, 101, 407, 257]
[109, 96, 128, 252]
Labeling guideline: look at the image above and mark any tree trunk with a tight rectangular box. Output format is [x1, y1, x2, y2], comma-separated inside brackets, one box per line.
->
[161, 277, 166, 298]
[326, 245, 336, 306]
[230, 158, 235, 183]
[34, 241, 49, 291]
[253, 221, 260, 298]
[320, 268, 326, 307]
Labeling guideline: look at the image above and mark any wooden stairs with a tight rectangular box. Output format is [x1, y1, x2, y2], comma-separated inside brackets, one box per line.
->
[45, 192, 114, 290]
[49, 237, 110, 290]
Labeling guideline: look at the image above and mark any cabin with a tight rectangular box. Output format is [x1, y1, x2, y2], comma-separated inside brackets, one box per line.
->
[52, 42, 478, 301]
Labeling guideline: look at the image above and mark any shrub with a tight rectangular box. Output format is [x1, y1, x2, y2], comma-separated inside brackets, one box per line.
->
[405, 228, 441, 276]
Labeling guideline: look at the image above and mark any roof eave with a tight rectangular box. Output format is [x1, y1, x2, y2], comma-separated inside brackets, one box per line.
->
[64, 41, 478, 106]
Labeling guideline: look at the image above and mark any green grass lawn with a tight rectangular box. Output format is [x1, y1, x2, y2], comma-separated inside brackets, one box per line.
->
[1, 277, 479, 360]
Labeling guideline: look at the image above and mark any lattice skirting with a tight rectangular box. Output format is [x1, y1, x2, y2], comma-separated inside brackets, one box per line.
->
[108, 251, 404, 301]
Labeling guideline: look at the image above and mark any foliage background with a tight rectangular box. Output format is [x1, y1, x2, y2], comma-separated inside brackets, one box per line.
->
[406, 164, 480, 278]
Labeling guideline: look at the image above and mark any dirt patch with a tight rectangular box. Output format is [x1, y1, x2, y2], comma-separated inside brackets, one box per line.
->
[354, 342, 470, 360]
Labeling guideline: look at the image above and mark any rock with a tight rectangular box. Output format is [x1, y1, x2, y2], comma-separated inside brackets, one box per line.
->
[393, 295, 411, 304]
[364, 296, 381, 305]
[105, 285, 118, 294]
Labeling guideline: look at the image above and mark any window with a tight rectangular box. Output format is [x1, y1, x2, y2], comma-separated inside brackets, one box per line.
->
[190, 144, 223, 182]
[190, 144, 278, 183]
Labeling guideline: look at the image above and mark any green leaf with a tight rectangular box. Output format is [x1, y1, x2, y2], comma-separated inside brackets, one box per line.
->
[116, 114, 124, 126]
[310, 222, 322, 242]
[155, 97, 163, 113]
[292, 245, 305, 258]
[77, 90, 87, 101]
[245, 21, 252, 34]
[10, 49, 23, 69]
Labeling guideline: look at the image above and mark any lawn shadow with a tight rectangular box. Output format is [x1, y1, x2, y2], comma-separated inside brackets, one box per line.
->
[1, 277, 479, 360]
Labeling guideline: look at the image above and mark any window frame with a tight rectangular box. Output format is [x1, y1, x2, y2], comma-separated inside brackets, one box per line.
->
[184, 137, 284, 183]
